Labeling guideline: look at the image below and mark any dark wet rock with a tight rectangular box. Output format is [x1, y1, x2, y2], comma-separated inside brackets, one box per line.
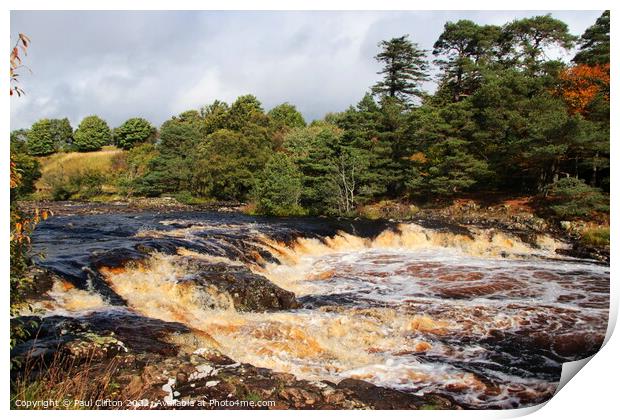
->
[10, 312, 194, 366]
[22, 267, 56, 300]
[336, 378, 457, 410]
[179, 259, 299, 311]
[91, 248, 146, 270]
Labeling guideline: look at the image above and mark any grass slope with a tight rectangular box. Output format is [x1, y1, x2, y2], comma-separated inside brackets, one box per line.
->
[35, 146, 125, 197]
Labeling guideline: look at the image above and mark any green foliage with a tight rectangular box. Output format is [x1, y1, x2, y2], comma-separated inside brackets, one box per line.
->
[139, 112, 204, 196]
[49, 169, 108, 201]
[10, 153, 41, 199]
[49, 118, 73, 151]
[573, 11, 609, 66]
[251, 153, 305, 216]
[113, 117, 155, 150]
[116, 143, 159, 197]
[201, 100, 230, 134]
[12, 13, 609, 223]
[197, 128, 272, 201]
[10, 211, 36, 351]
[433, 20, 501, 102]
[73, 115, 112, 152]
[579, 226, 610, 247]
[546, 177, 608, 219]
[173, 191, 209, 205]
[227, 94, 268, 131]
[268, 103, 306, 129]
[372, 35, 429, 105]
[502, 14, 576, 69]
[283, 123, 341, 214]
[26, 119, 56, 156]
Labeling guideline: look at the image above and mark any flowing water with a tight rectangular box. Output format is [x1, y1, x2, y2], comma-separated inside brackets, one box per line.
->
[30, 211, 610, 409]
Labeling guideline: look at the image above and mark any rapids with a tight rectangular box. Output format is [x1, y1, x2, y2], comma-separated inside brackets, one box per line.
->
[29, 211, 609, 409]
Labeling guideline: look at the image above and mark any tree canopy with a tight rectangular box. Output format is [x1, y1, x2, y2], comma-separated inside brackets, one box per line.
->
[73, 115, 112, 152]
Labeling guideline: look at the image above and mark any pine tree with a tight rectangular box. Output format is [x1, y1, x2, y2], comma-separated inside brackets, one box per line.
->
[372, 35, 429, 106]
[573, 11, 610, 66]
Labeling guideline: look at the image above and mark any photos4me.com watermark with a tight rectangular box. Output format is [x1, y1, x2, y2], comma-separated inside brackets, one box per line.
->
[13, 398, 277, 409]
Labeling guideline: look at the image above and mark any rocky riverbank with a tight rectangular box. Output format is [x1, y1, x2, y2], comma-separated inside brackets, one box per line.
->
[11, 310, 459, 410]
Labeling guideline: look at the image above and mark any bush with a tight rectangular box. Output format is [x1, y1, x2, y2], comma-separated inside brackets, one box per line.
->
[546, 177, 609, 220]
[49, 169, 108, 201]
[10, 153, 41, 199]
[173, 191, 209, 205]
[357, 200, 419, 220]
[580, 226, 610, 247]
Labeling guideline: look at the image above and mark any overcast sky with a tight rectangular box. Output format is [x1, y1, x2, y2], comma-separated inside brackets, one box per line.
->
[10, 10, 603, 130]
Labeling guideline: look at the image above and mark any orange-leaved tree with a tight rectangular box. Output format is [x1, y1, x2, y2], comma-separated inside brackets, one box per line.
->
[557, 63, 610, 115]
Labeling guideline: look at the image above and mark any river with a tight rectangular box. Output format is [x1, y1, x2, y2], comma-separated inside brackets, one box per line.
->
[29, 211, 610, 409]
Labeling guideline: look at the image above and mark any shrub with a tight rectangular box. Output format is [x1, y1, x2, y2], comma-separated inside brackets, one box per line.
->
[49, 169, 108, 201]
[10, 153, 41, 199]
[173, 191, 209, 205]
[357, 200, 419, 220]
[546, 177, 609, 220]
[580, 226, 610, 247]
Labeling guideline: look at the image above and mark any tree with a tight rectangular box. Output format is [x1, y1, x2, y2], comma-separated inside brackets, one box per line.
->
[201, 100, 230, 135]
[49, 118, 73, 151]
[116, 143, 159, 197]
[283, 123, 341, 213]
[433, 20, 502, 102]
[405, 103, 490, 197]
[502, 15, 576, 70]
[25, 118, 73, 155]
[227, 94, 268, 131]
[73, 115, 112, 151]
[336, 94, 401, 199]
[251, 153, 304, 216]
[113, 117, 155, 150]
[573, 11, 610, 66]
[197, 128, 272, 200]
[268, 103, 306, 129]
[139, 112, 203, 195]
[545, 177, 608, 220]
[26, 119, 56, 156]
[372, 35, 429, 105]
[557, 63, 610, 115]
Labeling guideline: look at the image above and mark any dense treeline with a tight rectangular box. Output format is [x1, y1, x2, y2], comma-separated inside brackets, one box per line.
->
[11, 12, 610, 219]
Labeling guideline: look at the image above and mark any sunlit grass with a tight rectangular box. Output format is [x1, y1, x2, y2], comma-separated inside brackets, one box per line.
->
[35, 146, 125, 197]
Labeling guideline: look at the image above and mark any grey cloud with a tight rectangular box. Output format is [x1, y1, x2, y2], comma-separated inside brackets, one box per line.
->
[10, 10, 602, 131]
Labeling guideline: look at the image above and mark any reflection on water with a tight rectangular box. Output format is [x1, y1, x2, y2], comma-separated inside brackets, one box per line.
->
[30, 213, 609, 409]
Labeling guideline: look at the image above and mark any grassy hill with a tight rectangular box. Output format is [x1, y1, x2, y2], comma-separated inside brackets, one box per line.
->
[35, 146, 126, 199]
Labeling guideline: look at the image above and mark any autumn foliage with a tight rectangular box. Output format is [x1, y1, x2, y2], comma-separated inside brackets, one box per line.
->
[557, 63, 610, 115]
[10, 33, 30, 97]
